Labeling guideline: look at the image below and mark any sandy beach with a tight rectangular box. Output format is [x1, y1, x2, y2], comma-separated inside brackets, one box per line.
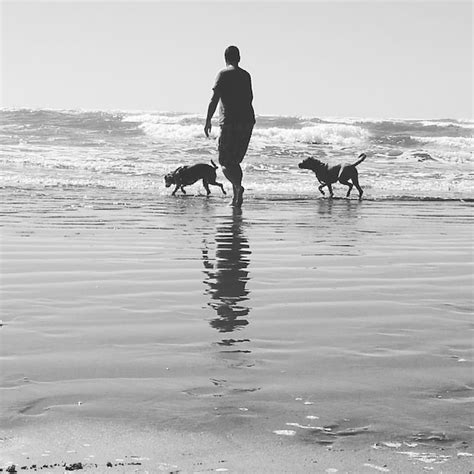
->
[1, 189, 472, 473]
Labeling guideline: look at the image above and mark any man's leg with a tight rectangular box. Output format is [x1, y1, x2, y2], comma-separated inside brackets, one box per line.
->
[219, 124, 252, 207]
[221, 163, 244, 207]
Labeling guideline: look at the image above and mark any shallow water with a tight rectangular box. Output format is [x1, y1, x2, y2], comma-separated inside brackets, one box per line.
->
[1, 189, 473, 472]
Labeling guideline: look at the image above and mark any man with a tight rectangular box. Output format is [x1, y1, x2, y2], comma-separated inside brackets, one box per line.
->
[204, 46, 255, 207]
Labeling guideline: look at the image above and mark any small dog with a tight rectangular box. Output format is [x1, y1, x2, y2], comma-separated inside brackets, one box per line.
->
[298, 153, 367, 198]
[165, 160, 226, 196]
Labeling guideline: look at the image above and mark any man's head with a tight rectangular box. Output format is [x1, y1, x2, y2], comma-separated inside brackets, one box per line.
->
[224, 45, 240, 65]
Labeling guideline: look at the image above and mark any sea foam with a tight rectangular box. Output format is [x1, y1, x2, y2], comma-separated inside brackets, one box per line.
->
[0, 109, 472, 200]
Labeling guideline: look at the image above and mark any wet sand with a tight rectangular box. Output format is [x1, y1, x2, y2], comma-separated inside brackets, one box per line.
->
[1, 190, 473, 473]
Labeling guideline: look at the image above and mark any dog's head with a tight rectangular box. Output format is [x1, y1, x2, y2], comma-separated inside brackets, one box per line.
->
[164, 172, 176, 188]
[298, 157, 323, 170]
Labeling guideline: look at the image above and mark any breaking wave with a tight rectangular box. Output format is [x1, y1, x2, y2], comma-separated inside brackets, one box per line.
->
[0, 108, 472, 200]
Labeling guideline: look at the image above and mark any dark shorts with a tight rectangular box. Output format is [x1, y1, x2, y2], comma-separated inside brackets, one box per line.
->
[218, 123, 254, 167]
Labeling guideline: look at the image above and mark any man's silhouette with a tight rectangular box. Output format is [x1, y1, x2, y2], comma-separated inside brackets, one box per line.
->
[204, 46, 255, 207]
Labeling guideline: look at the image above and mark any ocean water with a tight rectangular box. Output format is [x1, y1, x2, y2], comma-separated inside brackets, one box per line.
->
[1, 109, 472, 201]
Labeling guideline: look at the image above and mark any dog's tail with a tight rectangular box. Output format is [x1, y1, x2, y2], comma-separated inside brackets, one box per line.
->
[210, 159, 218, 169]
[352, 153, 367, 167]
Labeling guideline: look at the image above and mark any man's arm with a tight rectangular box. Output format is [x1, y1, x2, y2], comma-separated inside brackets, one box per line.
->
[204, 89, 220, 137]
[248, 73, 253, 102]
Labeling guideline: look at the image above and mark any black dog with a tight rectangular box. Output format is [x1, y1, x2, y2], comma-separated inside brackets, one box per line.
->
[298, 153, 367, 198]
[165, 160, 226, 196]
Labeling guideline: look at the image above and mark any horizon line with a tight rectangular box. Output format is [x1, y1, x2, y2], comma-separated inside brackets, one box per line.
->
[1, 106, 472, 123]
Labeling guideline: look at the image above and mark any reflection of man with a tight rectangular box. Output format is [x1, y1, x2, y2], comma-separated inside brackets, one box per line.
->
[204, 46, 255, 207]
[202, 209, 251, 332]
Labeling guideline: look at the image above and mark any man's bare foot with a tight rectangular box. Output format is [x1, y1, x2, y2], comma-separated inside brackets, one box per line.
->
[235, 186, 244, 207]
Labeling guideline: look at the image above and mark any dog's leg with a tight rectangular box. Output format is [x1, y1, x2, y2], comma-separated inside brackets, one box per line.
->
[172, 185, 179, 196]
[203, 180, 211, 196]
[318, 184, 326, 195]
[352, 175, 363, 199]
[180, 186, 187, 194]
[326, 183, 334, 198]
[211, 181, 227, 195]
[339, 179, 353, 197]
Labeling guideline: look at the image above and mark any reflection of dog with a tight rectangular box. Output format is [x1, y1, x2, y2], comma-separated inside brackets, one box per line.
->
[298, 153, 367, 198]
[165, 160, 226, 196]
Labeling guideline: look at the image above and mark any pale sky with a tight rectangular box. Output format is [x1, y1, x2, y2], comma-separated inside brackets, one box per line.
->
[2, 1, 472, 119]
